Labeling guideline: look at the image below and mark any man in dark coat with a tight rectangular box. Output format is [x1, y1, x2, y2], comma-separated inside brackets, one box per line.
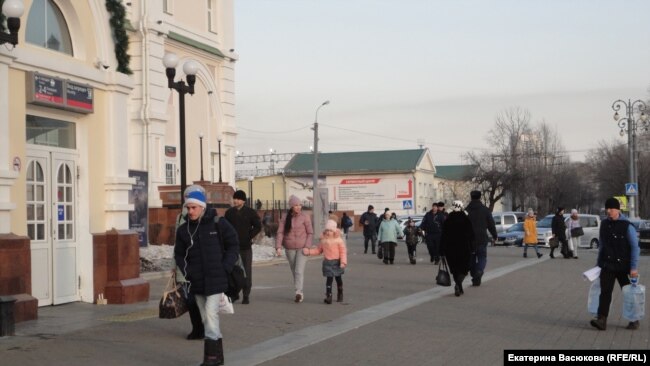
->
[441, 200, 475, 296]
[419, 202, 442, 263]
[551, 207, 569, 258]
[590, 197, 641, 331]
[465, 191, 497, 287]
[225, 190, 262, 304]
[174, 185, 240, 366]
[359, 205, 378, 254]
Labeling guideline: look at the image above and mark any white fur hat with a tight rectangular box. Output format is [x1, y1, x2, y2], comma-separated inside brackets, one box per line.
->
[452, 200, 464, 212]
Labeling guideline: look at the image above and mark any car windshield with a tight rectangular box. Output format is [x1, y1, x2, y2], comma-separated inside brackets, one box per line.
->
[537, 216, 553, 228]
[506, 222, 524, 232]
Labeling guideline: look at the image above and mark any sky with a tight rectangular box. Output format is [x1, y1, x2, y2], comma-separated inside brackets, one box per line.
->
[233, 0, 650, 166]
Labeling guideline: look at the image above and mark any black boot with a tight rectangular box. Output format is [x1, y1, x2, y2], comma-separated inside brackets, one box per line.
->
[590, 316, 607, 331]
[187, 301, 205, 340]
[337, 286, 343, 302]
[202, 339, 222, 366]
[324, 292, 332, 304]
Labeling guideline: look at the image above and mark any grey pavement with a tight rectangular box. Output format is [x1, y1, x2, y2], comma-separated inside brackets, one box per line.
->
[1, 233, 648, 366]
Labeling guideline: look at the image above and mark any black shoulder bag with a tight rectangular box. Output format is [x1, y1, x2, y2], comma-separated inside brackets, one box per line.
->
[215, 217, 247, 301]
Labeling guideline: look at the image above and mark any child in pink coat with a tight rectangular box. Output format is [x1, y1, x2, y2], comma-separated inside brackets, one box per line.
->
[303, 220, 348, 304]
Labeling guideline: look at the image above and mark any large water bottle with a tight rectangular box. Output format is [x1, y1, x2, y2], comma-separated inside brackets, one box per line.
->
[622, 277, 645, 321]
[587, 280, 600, 315]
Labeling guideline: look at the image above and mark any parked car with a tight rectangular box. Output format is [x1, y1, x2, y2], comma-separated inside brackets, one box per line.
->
[640, 226, 650, 254]
[628, 219, 650, 238]
[495, 222, 525, 247]
[492, 211, 525, 233]
[537, 213, 601, 248]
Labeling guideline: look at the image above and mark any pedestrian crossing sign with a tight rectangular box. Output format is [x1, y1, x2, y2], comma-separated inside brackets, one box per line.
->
[625, 183, 638, 196]
[402, 200, 413, 209]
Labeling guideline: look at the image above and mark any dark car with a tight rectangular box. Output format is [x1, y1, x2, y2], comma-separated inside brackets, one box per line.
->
[495, 222, 525, 247]
[635, 219, 650, 254]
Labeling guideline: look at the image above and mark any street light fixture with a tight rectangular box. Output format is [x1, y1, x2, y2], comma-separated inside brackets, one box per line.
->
[217, 136, 223, 183]
[198, 132, 204, 181]
[312, 100, 330, 236]
[163, 52, 199, 204]
[613, 99, 648, 219]
[0, 0, 24, 47]
[269, 148, 276, 174]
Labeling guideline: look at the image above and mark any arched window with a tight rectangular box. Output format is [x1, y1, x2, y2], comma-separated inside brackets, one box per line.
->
[25, 0, 73, 55]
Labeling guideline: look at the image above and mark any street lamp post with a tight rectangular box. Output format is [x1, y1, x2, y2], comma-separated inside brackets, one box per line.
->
[248, 176, 254, 208]
[217, 136, 223, 183]
[163, 52, 199, 204]
[613, 99, 648, 219]
[0, 0, 24, 47]
[271, 180, 275, 220]
[312, 100, 330, 236]
[198, 133, 204, 181]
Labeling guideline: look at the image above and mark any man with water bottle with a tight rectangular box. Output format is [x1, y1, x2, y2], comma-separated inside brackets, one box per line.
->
[590, 197, 641, 331]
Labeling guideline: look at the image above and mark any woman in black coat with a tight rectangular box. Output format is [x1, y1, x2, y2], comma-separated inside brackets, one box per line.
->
[440, 200, 475, 296]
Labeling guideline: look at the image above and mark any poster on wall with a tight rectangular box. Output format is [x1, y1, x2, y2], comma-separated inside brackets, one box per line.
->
[129, 170, 149, 247]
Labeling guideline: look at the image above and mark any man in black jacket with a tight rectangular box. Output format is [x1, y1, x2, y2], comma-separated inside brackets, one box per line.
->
[225, 190, 262, 304]
[174, 185, 240, 366]
[551, 207, 570, 258]
[360, 205, 378, 254]
[465, 191, 497, 286]
[419, 202, 441, 263]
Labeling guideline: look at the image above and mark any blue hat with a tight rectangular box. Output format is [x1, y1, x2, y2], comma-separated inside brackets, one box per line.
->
[184, 187, 206, 208]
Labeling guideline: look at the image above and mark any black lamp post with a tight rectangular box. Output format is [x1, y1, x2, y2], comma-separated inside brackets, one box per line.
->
[218, 136, 223, 183]
[163, 52, 199, 204]
[0, 0, 24, 47]
[199, 132, 204, 181]
[613, 99, 648, 219]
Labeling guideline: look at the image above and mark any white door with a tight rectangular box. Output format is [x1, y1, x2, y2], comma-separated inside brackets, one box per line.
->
[26, 149, 79, 306]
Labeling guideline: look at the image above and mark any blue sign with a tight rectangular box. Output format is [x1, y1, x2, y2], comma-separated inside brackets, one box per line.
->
[625, 183, 638, 196]
[402, 200, 413, 209]
[58, 205, 64, 220]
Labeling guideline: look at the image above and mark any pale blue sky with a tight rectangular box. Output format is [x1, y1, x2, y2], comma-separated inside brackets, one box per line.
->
[234, 0, 650, 165]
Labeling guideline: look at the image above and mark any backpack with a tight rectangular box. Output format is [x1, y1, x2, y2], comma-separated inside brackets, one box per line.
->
[343, 215, 353, 228]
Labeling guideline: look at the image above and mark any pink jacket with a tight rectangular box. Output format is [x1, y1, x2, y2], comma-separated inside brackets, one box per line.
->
[306, 236, 347, 267]
[276, 212, 313, 250]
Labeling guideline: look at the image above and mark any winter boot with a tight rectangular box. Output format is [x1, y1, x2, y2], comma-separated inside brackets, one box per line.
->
[523, 252, 527, 258]
[324, 292, 332, 304]
[216, 338, 224, 365]
[626, 321, 640, 330]
[201, 339, 221, 366]
[537, 252, 543, 259]
[590, 316, 607, 331]
[336, 286, 343, 302]
[187, 302, 205, 340]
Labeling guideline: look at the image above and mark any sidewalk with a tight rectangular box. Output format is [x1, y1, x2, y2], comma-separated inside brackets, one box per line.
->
[1, 233, 647, 366]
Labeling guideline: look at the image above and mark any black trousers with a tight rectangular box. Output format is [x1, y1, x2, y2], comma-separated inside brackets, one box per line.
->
[240, 249, 253, 298]
[598, 268, 630, 317]
[382, 242, 396, 261]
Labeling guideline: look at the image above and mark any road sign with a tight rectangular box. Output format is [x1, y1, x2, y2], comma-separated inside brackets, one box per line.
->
[402, 200, 413, 209]
[625, 183, 638, 196]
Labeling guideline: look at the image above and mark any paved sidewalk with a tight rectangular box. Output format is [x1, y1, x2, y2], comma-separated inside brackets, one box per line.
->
[1, 233, 647, 366]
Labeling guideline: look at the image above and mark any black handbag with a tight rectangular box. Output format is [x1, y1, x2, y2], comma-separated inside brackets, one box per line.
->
[435, 257, 451, 287]
[377, 242, 384, 259]
[159, 274, 188, 319]
[549, 237, 559, 248]
[570, 227, 584, 237]
[214, 217, 248, 301]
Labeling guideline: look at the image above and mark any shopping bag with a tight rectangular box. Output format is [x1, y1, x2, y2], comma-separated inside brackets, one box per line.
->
[587, 280, 600, 315]
[218, 293, 234, 314]
[622, 280, 645, 321]
[435, 257, 451, 287]
[159, 274, 188, 319]
[377, 243, 384, 259]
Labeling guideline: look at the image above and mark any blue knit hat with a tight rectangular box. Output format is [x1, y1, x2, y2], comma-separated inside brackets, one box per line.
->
[184, 185, 206, 208]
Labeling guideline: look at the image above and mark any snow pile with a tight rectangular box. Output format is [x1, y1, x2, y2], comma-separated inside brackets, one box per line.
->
[140, 234, 279, 272]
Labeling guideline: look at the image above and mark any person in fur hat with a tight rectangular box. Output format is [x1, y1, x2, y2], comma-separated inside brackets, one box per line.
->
[303, 220, 348, 304]
[440, 200, 474, 296]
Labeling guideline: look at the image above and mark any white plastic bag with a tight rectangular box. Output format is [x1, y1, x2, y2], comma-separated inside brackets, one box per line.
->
[587, 280, 600, 315]
[218, 293, 234, 314]
[622, 281, 645, 321]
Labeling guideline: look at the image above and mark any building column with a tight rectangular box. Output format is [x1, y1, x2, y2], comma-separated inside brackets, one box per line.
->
[0, 55, 18, 234]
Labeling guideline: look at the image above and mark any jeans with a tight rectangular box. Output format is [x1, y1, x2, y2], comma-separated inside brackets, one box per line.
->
[523, 244, 541, 255]
[285, 249, 308, 295]
[598, 268, 630, 317]
[240, 249, 253, 297]
[470, 243, 488, 279]
[195, 293, 222, 340]
[364, 234, 377, 252]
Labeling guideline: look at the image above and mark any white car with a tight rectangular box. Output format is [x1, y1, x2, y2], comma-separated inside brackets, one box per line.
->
[397, 215, 424, 241]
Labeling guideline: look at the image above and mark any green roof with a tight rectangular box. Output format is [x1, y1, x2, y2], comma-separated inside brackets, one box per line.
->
[284, 149, 429, 175]
[435, 165, 477, 180]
